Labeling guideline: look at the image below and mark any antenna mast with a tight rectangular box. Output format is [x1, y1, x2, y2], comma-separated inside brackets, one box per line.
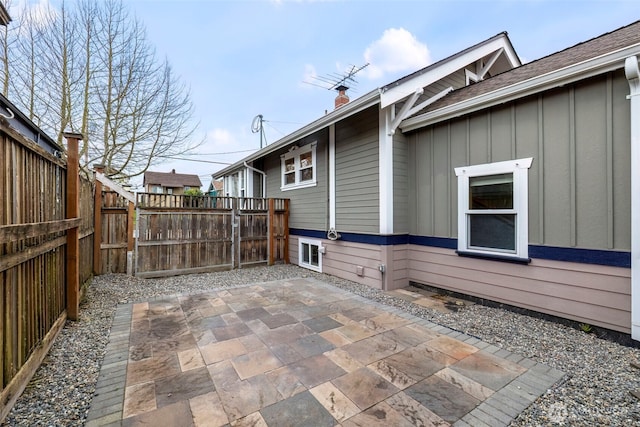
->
[304, 63, 370, 92]
[251, 114, 266, 149]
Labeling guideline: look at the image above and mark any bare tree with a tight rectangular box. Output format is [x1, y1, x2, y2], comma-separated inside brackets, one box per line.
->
[1, 0, 198, 181]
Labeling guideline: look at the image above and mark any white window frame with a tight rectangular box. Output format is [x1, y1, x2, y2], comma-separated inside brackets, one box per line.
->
[454, 157, 533, 260]
[281, 142, 317, 191]
[298, 238, 322, 272]
[239, 169, 246, 198]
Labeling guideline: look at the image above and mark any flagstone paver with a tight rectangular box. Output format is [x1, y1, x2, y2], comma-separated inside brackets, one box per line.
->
[85, 277, 565, 426]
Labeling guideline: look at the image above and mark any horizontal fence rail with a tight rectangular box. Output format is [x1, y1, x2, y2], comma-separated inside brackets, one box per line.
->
[136, 210, 234, 278]
[122, 193, 290, 278]
[1, 126, 93, 422]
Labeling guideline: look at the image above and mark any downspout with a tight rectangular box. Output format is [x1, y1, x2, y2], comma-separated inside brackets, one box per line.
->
[625, 56, 640, 341]
[243, 162, 266, 198]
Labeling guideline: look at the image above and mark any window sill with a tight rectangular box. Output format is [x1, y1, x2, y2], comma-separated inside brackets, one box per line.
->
[299, 262, 322, 273]
[456, 250, 531, 264]
[281, 181, 317, 192]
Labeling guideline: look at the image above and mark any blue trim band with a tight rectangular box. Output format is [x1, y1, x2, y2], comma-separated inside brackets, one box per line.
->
[528, 245, 631, 268]
[289, 229, 408, 245]
[408, 235, 458, 249]
[288, 229, 631, 268]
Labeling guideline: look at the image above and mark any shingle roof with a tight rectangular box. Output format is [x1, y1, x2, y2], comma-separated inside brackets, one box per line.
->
[420, 19, 640, 114]
[143, 170, 202, 188]
[211, 180, 224, 191]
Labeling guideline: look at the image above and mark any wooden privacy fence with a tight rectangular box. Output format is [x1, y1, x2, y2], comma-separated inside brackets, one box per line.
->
[94, 188, 289, 278]
[135, 195, 289, 278]
[0, 128, 92, 421]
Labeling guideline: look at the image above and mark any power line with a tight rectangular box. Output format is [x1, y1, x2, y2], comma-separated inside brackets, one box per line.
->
[180, 149, 257, 156]
[158, 156, 233, 165]
[265, 121, 286, 137]
[267, 120, 305, 126]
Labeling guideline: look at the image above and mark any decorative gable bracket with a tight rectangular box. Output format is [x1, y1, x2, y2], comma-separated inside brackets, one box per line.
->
[388, 86, 453, 135]
[465, 47, 505, 84]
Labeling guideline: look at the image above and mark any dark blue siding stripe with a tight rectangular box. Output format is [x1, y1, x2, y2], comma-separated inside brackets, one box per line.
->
[289, 229, 631, 268]
[528, 245, 631, 268]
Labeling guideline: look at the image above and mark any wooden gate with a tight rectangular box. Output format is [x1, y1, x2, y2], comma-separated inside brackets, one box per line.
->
[135, 209, 234, 278]
[133, 195, 288, 278]
[98, 191, 132, 274]
[236, 198, 269, 269]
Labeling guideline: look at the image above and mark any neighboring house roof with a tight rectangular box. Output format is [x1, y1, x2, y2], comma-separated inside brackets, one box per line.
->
[143, 169, 202, 188]
[208, 180, 224, 191]
[402, 19, 640, 131]
[212, 32, 520, 180]
[0, 92, 63, 155]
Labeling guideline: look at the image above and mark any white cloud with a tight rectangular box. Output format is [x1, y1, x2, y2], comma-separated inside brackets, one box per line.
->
[205, 128, 235, 146]
[363, 28, 431, 80]
[11, 0, 57, 31]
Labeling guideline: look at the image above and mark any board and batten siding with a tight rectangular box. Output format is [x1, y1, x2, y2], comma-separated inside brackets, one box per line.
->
[265, 131, 328, 231]
[335, 106, 379, 234]
[408, 70, 631, 251]
[393, 132, 409, 233]
[406, 70, 632, 332]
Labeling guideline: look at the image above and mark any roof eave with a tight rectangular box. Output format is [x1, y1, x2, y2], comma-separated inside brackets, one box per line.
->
[212, 89, 380, 179]
[400, 43, 640, 132]
[380, 33, 520, 109]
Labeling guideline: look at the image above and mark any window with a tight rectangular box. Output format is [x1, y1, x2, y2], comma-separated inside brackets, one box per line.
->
[224, 170, 246, 197]
[454, 158, 533, 261]
[299, 238, 322, 272]
[239, 170, 245, 198]
[152, 185, 163, 194]
[281, 143, 317, 190]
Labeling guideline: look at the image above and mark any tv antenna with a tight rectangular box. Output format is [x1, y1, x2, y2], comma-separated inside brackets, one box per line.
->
[304, 63, 369, 93]
[251, 114, 266, 148]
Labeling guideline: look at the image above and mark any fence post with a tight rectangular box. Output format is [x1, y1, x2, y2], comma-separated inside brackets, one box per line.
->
[284, 199, 290, 264]
[64, 132, 83, 321]
[268, 198, 275, 265]
[127, 201, 135, 275]
[93, 164, 104, 275]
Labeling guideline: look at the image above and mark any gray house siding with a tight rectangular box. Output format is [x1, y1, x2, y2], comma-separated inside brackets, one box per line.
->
[265, 131, 328, 231]
[335, 106, 379, 234]
[408, 70, 631, 252]
[405, 70, 632, 333]
[393, 132, 409, 233]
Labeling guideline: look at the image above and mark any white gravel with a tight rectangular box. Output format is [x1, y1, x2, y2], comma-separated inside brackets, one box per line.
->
[3, 264, 640, 426]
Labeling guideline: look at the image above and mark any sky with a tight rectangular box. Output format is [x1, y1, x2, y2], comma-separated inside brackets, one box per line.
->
[22, 0, 640, 189]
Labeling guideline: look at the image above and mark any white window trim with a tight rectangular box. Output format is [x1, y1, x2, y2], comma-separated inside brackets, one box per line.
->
[280, 142, 317, 191]
[454, 157, 533, 260]
[239, 169, 246, 198]
[298, 238, 322, 272]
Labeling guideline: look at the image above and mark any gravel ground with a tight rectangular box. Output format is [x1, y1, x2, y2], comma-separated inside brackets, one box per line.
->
[3, 264, 640, 426]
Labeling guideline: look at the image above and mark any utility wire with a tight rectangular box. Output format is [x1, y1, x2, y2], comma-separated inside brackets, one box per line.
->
[177, 148, 257, 156]
[159, 156, 233, 165]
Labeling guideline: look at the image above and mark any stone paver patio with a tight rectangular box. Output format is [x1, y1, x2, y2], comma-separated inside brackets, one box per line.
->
[85, 277, 564, 427]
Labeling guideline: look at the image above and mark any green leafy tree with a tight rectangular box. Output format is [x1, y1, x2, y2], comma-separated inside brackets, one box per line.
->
[184, 188, 203, 197]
